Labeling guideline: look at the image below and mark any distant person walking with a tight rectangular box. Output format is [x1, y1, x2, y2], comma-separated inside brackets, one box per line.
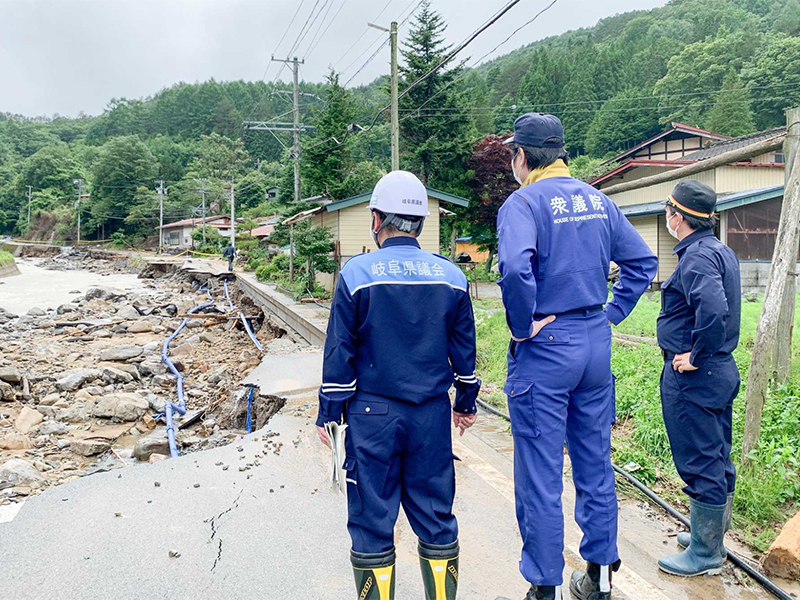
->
[657, 180, 741, 578]
[222, 242, 235, 272]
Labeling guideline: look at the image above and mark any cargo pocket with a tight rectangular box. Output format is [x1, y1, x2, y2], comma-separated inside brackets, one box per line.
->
[342, 456, 363, 516]
[504, 380, 539, 438]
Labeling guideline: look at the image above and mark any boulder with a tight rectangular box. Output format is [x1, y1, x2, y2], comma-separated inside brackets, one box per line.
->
[763, 511, 800, 580]
[139, 360, 167, 377]
[0, 434, 33, 450]
[199, 332, 218, 344]
[116, 305, 141, 320]
[56, 369, 100, 392]
[266, 338, 298, 354]
[0, 458, 45, 489]
[0, 367, 22, 384]
[0, 380, 15, 401]
[99, 345, 143, 362]
[70, 439, 111, 457]
[59, 403, 94, 423]
[84, 286, 127, 301]
[93, 393, 149, 421]
[56, 303, 79, 315]
[38, 421, 69, 436]
[133, 434, 170, 461]
[127, 320, 154, 334]
[27, 307, 46, 317]
[15, 406, 43, 434]
[39, 393, 61, 406]
[101, 367, 134, 384]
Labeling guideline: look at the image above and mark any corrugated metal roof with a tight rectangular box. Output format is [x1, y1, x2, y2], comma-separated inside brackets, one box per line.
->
[620, 185, 784, 218]
[682, 127, 786, 161]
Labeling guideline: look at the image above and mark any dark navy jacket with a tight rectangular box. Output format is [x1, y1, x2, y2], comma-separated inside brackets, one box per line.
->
[657, 229, 741, 366]
[497, 176, 658, 338]
[316, 237, 480, 427]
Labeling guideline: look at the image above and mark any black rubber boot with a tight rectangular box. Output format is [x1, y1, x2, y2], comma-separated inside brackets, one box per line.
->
[569, 559, 621, 600]
[351, 548, 396, 600]
[419, 539, 459, 600]
[495, 584, 562, 600]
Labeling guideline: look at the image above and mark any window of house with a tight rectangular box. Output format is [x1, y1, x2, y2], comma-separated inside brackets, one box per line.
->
[166, 231, 180, 245]
[775, 152, 785, 164]
[726, 197, 797, 260]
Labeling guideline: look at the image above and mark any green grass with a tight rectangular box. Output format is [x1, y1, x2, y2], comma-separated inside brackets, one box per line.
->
[473, 294, 800, 553]
[0, 250, 15, 268]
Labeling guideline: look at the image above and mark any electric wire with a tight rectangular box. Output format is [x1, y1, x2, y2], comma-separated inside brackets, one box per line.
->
[332, 0, 395, 69]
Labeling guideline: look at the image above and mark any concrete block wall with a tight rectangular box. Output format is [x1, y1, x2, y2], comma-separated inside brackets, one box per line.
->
[739, 262, 800, 294]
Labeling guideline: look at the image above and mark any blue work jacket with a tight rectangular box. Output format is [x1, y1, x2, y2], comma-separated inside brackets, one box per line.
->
[497, 176, 658, 338]
[317, 237, 480, 427]
[657, 229, 741, 366]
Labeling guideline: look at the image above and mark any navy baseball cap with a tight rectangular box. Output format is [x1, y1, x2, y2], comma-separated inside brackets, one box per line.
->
[667, 180, 717, 218]
[502, 113, 565, 148]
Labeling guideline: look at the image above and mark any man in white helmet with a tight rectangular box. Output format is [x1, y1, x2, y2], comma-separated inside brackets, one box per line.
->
[317, 170, 481, 600]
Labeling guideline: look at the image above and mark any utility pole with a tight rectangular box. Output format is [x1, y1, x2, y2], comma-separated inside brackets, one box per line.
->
[157, 180, 165, 254]
[73, 179, 83, 244]
[230, 178, 236, 250]
[369, 22, 400, 170]
[26, 185, 32, 229]
[268, 56, 305, 203]
[773, 107, 800, 383]
[742, 107, 800, 463]
[194, 179, 208, 246]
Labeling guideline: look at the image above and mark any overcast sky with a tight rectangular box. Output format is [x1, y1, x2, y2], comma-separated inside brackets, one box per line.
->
[0, 0, 668, 118]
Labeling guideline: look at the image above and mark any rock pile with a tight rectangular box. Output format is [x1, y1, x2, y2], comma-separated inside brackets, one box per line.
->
[0, 254, 299, 503]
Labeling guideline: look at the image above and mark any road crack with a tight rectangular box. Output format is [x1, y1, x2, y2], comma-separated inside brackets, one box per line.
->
[204, 490, 242, 572]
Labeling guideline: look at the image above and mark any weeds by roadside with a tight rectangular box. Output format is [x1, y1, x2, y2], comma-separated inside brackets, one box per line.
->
[473, 294, 800, 553]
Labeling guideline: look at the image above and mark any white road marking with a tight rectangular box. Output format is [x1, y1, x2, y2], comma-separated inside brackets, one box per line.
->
[452, 438, 671, 600]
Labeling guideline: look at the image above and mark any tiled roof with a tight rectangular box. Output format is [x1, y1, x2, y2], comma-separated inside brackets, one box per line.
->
[682, 127, 786, 161]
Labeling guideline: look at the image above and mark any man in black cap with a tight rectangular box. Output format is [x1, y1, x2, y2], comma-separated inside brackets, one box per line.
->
[657, 179, 741, 577]
[495, 113, 657, 600]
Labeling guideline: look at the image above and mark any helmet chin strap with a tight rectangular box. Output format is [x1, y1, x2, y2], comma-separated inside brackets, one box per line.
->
[370, 211, 425, 249]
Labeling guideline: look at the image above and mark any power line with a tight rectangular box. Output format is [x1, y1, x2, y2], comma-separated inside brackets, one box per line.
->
[296, 0, 333, 59]
[306, 0, 349, 59]
[403, 0, 559, 116]
[303, 0, 338, 58]
[332, 0, 395, 69]
[341, 0, 424, 86]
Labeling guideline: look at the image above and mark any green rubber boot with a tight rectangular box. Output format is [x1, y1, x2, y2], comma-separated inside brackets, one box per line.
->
[677, 492, 733, 559]
[351, 548, 396, 600]
[419, 539, 459, 600]
[659, 499, 726, 577]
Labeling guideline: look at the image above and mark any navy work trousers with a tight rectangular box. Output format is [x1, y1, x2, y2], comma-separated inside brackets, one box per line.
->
[505, 311, 619, 586]
[660, 354, 740, 505]
[344, 391, 458, 554]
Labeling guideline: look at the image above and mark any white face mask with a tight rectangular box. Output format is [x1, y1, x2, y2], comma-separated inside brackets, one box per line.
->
[666, 212, 681, 239]
[511, 151, 523, 185]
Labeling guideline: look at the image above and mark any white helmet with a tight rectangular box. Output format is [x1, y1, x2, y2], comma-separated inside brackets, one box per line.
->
[368, 171, 430, 217]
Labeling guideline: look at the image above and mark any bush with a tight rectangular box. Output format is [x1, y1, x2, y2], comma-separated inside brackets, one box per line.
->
[255, 253, 291, 282]
[109, 231, 127, 248]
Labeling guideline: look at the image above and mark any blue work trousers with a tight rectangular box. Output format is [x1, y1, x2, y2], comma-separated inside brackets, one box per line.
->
[343, 391, 458, 554]
[660, 354, 740, 505]
[505, 311, 619, 586]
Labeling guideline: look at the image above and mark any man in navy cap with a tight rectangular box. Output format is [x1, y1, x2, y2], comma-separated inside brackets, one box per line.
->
[495, 113, 658, 600]
[657, 180, 741, 577]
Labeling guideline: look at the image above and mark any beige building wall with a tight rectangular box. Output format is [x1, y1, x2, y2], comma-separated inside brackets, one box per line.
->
[714, 165, 784, 193]
[336, 198, 441, 259]
[628, 216, 658, 257]
[656, 214, 679, 283]
[605, 169, 715, 207]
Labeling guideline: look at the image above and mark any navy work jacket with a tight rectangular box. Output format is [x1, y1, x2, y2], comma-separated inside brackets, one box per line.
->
[657, 229, 741, 366]
[497, 176, 658, 338]
[316, 237, 480, 427]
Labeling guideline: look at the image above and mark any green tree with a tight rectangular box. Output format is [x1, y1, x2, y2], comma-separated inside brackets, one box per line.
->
[89, 136, 158, 234]
[18, 143, 85, 199]
[493, 94, 517, 135]
[399, 0, 473, 191]
[585, 88, 661, 158]
[294, 223, 336, 291]
[301, 71, 357, 199]
[741, 35, 800, 129]
[186, 133, 250, 181]
[704, 70, 756, 137]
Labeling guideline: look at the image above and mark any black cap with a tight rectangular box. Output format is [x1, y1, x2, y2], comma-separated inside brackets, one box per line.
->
[502, 113, 565, 148]
[667, 180, 717, 218]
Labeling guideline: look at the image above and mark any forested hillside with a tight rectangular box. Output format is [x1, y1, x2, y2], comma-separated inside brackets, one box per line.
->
[1, 0, 798, 242]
